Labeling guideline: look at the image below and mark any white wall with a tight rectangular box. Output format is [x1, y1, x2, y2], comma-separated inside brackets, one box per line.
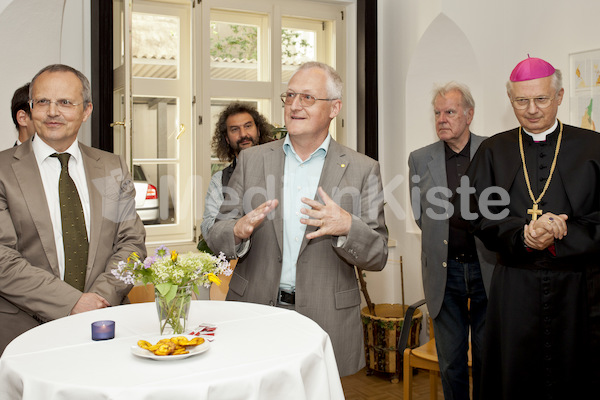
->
[0, 0, 91, 150]
[371, 0, 600, 312]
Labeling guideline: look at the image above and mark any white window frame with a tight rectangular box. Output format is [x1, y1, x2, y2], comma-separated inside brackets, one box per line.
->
[131, 0, 194, 245]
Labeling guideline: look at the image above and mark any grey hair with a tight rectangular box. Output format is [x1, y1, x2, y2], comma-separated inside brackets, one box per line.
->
[506, 69, 563, 97]
[292, 61, 343, 99]
[431, 81, 475, 113]
[30, 64, 92, 109]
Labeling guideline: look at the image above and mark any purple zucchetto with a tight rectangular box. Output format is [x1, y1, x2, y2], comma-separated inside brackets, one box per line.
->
[509, 56, 556, 82]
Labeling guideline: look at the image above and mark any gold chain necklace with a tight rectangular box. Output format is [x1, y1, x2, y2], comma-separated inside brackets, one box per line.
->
[519, 120, 563, 221]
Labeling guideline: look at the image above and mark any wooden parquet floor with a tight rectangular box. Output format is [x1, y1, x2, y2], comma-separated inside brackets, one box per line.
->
[341, 367, 445, 400]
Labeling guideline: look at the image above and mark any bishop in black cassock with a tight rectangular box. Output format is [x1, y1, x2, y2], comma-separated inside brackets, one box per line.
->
[465, 57, 600, 400]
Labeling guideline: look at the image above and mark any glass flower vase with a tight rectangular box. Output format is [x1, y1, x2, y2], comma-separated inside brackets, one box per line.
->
[155, 284, 192, 335]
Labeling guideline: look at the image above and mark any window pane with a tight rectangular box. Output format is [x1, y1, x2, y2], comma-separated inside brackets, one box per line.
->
[210, 21, 258, 81]
[210, 9, 268, 82]
[132, 12, 179, 79]
[132, 96, 179, 159]
[134, 163, 177, 225]
[282, 28, 317, 82]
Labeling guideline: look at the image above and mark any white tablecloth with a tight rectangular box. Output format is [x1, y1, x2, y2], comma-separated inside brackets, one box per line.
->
[0, 301, 344, 400]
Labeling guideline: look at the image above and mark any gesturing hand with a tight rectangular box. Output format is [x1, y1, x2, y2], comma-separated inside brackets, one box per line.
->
[233, 199, 279, 244]
[300, 187, 352, 240]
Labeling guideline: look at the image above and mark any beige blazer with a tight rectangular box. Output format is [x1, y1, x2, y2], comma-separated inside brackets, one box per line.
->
[0, 138, 146, 354]
[207, 138, 388, 377]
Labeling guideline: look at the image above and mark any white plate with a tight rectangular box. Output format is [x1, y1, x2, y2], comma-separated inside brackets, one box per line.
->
[131, 335, 210, 361]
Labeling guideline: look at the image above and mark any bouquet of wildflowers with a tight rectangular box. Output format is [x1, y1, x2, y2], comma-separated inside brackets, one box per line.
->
[112, 245, 232, 301]
[112, 246, 232, 334]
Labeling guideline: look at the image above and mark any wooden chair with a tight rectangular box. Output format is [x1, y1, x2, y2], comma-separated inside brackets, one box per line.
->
[128, 284, 155, 303]
[398, 299, 472, 400]
[209, 259, 237, 300]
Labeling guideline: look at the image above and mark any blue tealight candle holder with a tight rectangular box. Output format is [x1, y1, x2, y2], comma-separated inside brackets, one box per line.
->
[91, 320, 115, 341]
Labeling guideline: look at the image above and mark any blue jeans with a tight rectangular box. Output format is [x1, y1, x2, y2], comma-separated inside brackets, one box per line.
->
[433, 260, 487, 400]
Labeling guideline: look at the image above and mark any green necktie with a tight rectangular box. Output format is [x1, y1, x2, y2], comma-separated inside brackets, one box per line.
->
[51, 153, 88, 291]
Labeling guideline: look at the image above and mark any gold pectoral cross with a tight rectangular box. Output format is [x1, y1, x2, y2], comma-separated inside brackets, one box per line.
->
[527, 203, 542, 221]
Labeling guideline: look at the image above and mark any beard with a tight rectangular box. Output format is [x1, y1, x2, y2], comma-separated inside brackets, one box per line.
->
[233, 135, 259, 152]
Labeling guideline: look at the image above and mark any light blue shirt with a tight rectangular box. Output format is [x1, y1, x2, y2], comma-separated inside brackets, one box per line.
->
[280, 134, 331, 291]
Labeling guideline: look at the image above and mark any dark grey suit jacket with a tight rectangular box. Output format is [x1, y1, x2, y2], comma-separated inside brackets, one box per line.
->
[0, 138, 146, 354]
[207, 138, 388, 377]
[408, 134, 495, 319]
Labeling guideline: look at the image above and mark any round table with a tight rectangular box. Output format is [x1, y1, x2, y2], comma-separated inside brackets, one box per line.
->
[0, 301, 343, 400]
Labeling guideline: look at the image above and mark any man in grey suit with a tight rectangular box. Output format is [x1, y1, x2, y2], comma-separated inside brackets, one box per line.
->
[0, 64, 146, 354]
[408, 82, 495, 400]
[207, 62, 388, 377]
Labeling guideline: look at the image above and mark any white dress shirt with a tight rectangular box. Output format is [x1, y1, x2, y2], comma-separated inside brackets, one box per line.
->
[32, 135, 91, 280]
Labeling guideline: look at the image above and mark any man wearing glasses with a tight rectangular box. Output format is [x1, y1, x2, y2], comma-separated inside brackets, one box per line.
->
[207, 61, 388, 377]
[0, 64, 146, 355]
[466, 56, 600, 399]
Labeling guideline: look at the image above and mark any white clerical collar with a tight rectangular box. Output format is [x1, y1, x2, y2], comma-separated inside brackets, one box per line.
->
[522, 119, 558, 142]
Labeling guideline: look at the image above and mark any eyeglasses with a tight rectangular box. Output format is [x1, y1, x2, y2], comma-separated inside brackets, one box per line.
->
[511, 95, 555, 110]
[29, 99, 84, 112]
[280, 92, 337, 107]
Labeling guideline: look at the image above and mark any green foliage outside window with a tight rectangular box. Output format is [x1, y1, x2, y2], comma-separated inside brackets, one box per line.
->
[210, 23, 258, 60]
[210, 24, 311, 62]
